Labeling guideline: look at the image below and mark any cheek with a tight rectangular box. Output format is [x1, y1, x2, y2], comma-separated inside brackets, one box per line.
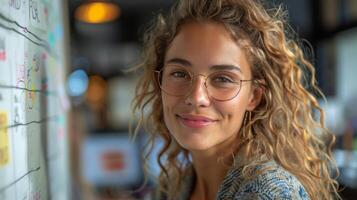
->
[161, 93, 183, 110]
[162, 94, 174, 114]
[221, 104, 244, 121]
[161, 94, 178, 126]
[162, 93, 175, 106]
[218, 98, 248, 128]
[161, 95, 170, 122]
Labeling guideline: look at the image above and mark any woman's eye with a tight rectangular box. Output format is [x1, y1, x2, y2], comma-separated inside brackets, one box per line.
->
[212, 76, 234, 83]
[171, 71, 189, 78]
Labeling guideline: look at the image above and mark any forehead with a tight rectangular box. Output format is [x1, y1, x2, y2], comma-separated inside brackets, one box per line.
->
[164, 21, 251, 75]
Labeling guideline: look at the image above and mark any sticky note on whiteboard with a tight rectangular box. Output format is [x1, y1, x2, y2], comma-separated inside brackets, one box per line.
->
[0, 111, 9, 167]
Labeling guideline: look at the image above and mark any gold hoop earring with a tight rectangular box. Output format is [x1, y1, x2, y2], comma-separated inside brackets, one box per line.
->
[242, 111, 252, 140]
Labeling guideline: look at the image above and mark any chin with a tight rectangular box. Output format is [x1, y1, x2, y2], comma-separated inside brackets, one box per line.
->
[177, 138, 215, 152]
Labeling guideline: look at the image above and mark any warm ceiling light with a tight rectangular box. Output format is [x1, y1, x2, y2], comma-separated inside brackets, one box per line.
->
[75, 2, 120, 24]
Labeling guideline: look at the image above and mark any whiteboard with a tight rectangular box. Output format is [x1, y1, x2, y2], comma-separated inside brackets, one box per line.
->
[0, 0, 70, 199]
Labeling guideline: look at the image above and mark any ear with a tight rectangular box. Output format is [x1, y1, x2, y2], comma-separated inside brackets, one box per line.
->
[246, 80, 264, 111]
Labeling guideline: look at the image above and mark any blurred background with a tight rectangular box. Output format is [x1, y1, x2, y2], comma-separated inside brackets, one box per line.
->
[0, 0, 356, 199]
[66, 0, 357, 199]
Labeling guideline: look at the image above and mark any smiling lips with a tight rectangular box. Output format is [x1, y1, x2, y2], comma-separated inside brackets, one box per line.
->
[177, 114, 217, 128]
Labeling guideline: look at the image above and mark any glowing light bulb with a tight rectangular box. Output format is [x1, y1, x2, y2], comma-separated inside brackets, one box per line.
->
[75, 2, 120, 24]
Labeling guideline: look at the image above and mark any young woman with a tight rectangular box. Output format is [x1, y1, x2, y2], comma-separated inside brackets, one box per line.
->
[132, 0, 340, 199]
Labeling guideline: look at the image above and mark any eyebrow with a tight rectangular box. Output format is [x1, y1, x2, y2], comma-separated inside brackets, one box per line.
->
[165, 58, 242, 73]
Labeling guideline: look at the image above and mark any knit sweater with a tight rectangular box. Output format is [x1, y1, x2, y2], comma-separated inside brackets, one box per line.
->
[176, 161, 310, 200]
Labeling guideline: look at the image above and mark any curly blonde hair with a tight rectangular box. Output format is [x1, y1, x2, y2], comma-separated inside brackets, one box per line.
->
[131, 0, 340, 199]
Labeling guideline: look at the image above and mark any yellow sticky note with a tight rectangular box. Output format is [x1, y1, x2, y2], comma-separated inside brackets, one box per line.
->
[0, 111, 9, 167]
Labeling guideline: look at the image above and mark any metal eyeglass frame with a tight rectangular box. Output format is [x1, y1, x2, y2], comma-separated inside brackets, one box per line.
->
[155, 69, 255, 101]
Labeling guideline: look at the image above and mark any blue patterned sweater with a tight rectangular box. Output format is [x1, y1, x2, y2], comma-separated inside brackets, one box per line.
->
[176, 161, 310, 200]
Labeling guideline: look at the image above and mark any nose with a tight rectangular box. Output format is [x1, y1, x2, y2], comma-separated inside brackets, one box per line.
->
[184, 75, 211, 107]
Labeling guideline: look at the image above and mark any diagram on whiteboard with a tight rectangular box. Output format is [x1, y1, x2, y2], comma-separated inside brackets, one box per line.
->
[0, 0, 70, 199]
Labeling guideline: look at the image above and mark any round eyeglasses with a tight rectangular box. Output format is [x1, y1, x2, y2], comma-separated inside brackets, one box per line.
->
[155, 67, 255, 101]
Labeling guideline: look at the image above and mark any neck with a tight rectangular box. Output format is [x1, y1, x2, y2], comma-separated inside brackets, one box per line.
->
[188, 134, 240, 200]
[189, 152, 232, 200]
